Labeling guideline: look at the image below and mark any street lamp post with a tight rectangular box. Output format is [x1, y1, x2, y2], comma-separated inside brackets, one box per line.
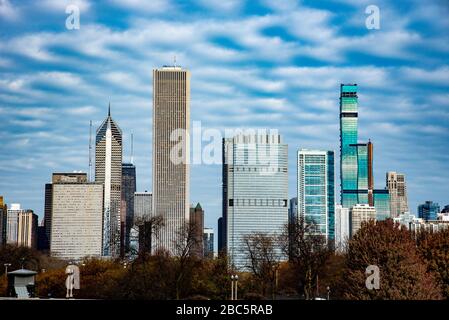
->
[327, 286, 331, 300]
[4, 263, 11, 280]
[231, 274, 239, 300]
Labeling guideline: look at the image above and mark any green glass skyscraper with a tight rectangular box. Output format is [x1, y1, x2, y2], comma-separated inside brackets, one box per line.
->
[340, 84, 373, 209]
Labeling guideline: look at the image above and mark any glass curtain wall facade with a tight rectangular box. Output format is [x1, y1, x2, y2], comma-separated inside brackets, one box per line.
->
[373, 189, 391, 220]
[297, 150, 335, 240]
[223, 133, 288, 270]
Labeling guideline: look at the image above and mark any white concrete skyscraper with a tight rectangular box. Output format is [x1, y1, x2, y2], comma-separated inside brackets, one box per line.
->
[96, 105, 123, 257]
[152, 66, 190, 254]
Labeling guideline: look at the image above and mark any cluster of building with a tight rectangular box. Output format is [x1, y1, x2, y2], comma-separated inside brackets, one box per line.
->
[0, 66, 214, 261]
[0, 72, 447, 270]
[217, 83, 449, 268]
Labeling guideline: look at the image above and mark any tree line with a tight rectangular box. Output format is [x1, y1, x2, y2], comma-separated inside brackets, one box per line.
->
[1, 218, 448, 300]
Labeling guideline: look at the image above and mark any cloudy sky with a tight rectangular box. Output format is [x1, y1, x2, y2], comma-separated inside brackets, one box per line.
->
[1, 0, 448, 232]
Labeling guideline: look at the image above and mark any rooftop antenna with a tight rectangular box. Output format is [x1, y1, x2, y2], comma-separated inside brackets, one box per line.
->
[174, 55, 176, 67]
[108, 102, 111, 117]
[89, 120, 93, 182]
[130, 133, 134, 164]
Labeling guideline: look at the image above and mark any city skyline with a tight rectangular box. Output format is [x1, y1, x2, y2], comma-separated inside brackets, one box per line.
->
[1, 0, 449, 240]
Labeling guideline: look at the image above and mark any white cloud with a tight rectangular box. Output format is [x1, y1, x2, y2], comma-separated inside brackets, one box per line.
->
[0, 0, 19, 20]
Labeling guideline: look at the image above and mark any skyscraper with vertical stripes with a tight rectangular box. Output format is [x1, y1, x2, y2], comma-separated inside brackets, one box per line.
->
[95, 106, 123, 257]
[152, 66, 190, 255]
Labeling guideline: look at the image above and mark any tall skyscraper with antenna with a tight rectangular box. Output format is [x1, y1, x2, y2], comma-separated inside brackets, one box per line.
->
[95, 104, 123, 257]
[152, 66, 190, 254]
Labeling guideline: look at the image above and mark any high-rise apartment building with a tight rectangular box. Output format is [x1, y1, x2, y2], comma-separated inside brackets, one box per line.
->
[297, 149, 335, 240]
[50, 174, 103, 260]
[350, 204, 376, 238]
[152, 66, 190, 254]
[334, 205, 350, 252]
[17, 211, 38, 249]
[122, 162, 136, 252]
[386, 172, 409, 218]
[203, 227, 214, 258]
[418, 201, 440, 221]
[190, 203, 204, 258]
[95, 106, 123, 257]
[222, 133, 288, 269]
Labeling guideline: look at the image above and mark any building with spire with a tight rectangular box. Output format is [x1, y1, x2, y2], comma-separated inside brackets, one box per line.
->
[95, 104, 123, 257]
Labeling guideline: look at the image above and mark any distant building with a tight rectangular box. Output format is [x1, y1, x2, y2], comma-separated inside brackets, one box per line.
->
[350, 204, 376, 238]
[203, 228, 214, 258]
[95, 106, 123, 257]
[373, 189, 391, 221]
[37, 224, 48, 251]
[418, 201, 440, 221]
[152, 66, 190, 255]
[409, 220, 449, 234]
[386, 172, 409, 218]
[334, 205, 350, 252]
[190, 203, 204, 258]
[297, 149, 335, 240]
[217, 217, 224, 254]
[0, 196, 7, 245]
[133, 191, 153, 254]
[17, 210, 38, 249]
[122, 162, 136, 253]
[50, 173, 104, 261]
[6, 204, 24, 245]
[288, 197, 298, 224]
[44, 172, 88, 251]
[442, 205, 449, 213]
[393, 211, 422, 229]
[222, 133, 288, 269]
[134, 192, 152, 223]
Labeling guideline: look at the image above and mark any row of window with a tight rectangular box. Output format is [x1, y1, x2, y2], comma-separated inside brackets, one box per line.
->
[229, 199, 288, 207]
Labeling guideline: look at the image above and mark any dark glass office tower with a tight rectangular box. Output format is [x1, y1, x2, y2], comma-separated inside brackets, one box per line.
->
[122, 162, 136, 253]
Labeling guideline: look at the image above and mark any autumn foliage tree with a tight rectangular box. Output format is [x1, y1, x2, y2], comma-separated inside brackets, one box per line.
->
[416, 228, 449, 298]
[340, 219, 442, 300]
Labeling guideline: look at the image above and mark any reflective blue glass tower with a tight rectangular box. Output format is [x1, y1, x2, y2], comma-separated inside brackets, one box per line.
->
[418, 201, 440, 221]
[298, 150, 335, 240]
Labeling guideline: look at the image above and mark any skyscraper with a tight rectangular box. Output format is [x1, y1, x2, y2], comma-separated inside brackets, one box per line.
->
[152, 66, 190, 254]
[0, 196, 7, 246]
[189, 203, 204, 258]
[288, 197, 298, 225]
[373, 189, 391, 220]
[203, 227, 214, 258]
[334, 205, 350, 252]
[418, 201, 440, 221]
[6, 204, 22, 245]
[297, 149, 335, 240]
[350, 204, 376, 238]
[95, 106, 123, 257]
[122, 162, 136, 252]
[17, 210, 38, 249]
[134, 191, 153, 222]
[386, 172, 409, 218]
[223, 133, 288, 269]
[50, 174, 103, 260]
[339, 84, 374, 209]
